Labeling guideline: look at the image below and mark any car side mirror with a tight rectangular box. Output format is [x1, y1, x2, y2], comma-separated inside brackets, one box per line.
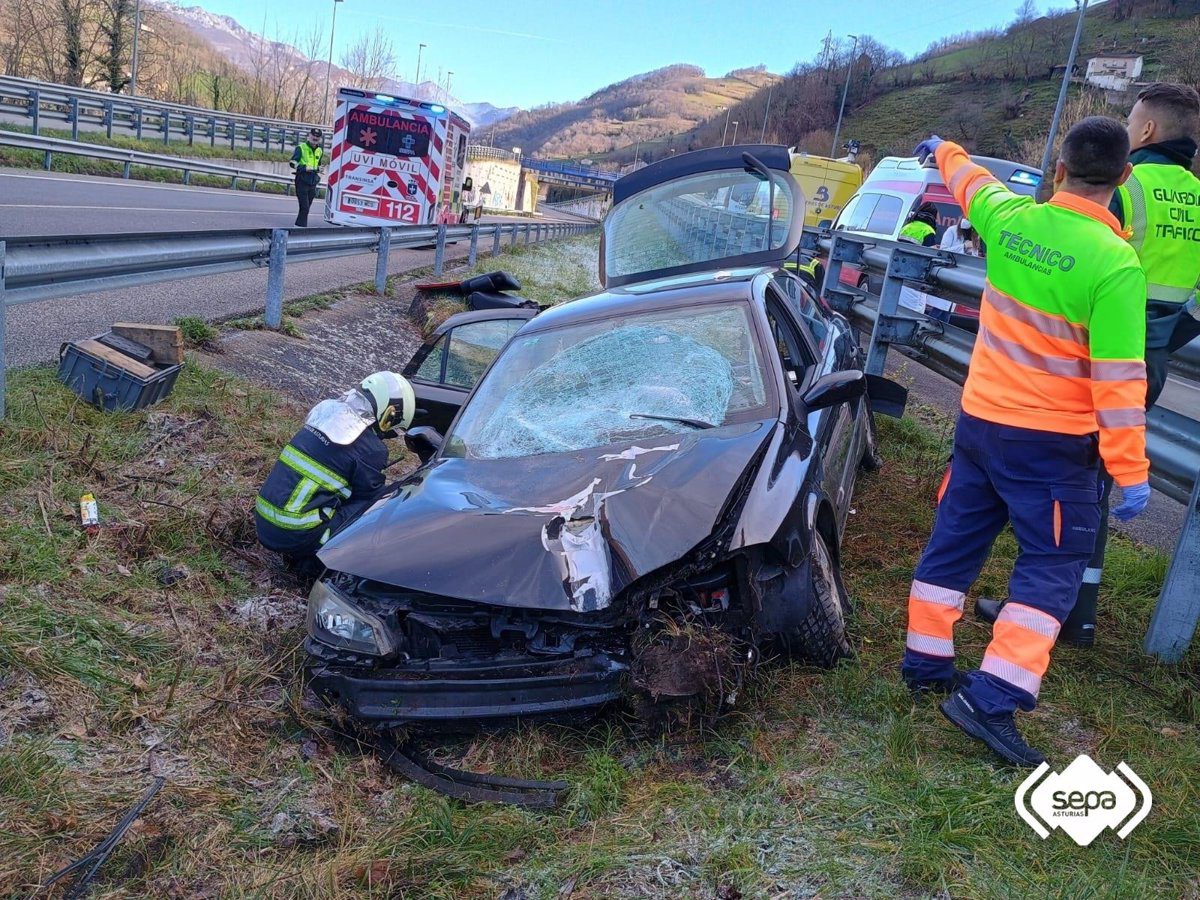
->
[405, 426, 443, 463]
[802, 370, 866, 411]
[818, 218, 833, 229]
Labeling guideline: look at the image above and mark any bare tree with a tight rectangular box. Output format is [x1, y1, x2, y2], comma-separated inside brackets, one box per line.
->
[97, 0, 133, 92]
[341, 30, 396, 91]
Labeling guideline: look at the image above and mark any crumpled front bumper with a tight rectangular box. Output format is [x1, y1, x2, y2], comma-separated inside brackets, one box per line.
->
[306, 646, 627, 728]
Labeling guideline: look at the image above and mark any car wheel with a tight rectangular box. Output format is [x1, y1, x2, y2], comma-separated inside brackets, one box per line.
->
[781, 529, 852, 667]
[860, 404, 884, 472]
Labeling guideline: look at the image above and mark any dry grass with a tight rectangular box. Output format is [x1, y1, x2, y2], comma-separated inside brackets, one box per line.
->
[0, 370, 1195, 897]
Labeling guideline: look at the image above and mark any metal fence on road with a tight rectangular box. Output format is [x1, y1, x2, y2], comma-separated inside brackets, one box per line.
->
[0, 129, 297, 193]
[0, 75, 326, 152]
[802, 227, 1200, 664]
[0, 220, 596, 416]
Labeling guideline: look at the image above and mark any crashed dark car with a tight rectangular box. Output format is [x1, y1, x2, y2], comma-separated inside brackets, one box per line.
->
[306, 145, 905, 736]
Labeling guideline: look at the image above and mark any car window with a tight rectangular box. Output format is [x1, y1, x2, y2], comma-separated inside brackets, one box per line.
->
[443, 302, 772, 459]
[765, 289, 816, 389]
[413, 335, 447, 383]
[444, 319, 525, 388]
[839, 193, 880, 232]
[864, 194, 904, 235]
[832, 195, 860, 231]
[772, 274, 830, 353]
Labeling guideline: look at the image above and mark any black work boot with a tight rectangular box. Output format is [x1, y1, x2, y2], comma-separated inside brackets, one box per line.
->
[975, 596, 1004, 625]
[939, 689, 1046, 767]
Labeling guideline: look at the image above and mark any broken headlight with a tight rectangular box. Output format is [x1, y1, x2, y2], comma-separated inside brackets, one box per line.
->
[307, 579, 396, 657]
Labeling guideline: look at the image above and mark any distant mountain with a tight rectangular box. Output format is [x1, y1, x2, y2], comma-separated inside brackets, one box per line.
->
[490, 64, 780, 158]
[153, 3, 518, 128]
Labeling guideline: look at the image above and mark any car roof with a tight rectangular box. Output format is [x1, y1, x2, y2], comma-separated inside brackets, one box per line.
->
[863, 155, 1042, 193]
[521, 267, 765, 336]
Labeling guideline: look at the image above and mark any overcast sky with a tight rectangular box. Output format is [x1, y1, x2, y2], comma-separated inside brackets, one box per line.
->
[190, 0, 1060, 108]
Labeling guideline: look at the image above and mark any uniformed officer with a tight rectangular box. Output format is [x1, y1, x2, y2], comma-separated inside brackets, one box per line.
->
[901, 119, 1151, 766]
[255, 372, 415, 566]
[977, 83, 1200, 646]
[290, 128, 325, 227]
[898, 201, 939, 247]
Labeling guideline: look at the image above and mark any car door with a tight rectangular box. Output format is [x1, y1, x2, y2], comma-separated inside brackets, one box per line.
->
[402, 308, 537, 433]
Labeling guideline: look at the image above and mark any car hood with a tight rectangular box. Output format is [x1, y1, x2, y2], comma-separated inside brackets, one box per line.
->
[318, 420, 774, 612]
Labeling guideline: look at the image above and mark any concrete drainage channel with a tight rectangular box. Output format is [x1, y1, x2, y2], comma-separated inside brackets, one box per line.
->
[0, 221, 597, 416]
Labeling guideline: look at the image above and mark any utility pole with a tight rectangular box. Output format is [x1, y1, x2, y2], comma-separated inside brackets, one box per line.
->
[831, 34, 858, 158]
[322, 0, 344, 120]
[1041, 0, 1089, 176]
[760, 84, 774, 142]
[415, 42, 426, 87]
[721, 107, 732, 146]
[129, 0, 141, 96]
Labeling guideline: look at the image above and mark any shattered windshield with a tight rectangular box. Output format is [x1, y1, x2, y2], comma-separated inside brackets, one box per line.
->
[604, 168, 796, 283]
[444, 303, 771, 460]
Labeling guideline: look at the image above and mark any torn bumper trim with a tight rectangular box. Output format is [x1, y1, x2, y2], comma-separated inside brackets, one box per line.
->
[307, 652, 627, 724]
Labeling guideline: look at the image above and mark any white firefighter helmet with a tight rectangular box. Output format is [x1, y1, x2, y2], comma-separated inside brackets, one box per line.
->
[360, 371, 416, 435]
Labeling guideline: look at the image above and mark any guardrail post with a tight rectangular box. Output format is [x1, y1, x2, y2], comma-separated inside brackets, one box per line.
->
[0, 241, 7, 419]
[492, 226, 502, 256]
[1144, 477, 1200, 662]
[434, 224, 448, 276]
[28, 88, 39, 134]
[229, 119, 236, 151]
[524, 223, 531, 246]
[819, 234, 867, 316]
[264, 229, 289, 329]
[135, 106, 144, 140]
[468, 226, 479, 267]
[864, 246, 934, 377]
[42, 150, 51, 171]
[248, 124, 255, 151]
[374, 228, 392, 294]
[122, 160, 131, 179]
[510, 225, 518, 249]
[68, 96, 78, 140]
[208, 117, 216, 147]
[186, 114, 195, 145]
[163, 111, 171, 145]
[183, 170, 191, 185]
[104, 101, 113, 139]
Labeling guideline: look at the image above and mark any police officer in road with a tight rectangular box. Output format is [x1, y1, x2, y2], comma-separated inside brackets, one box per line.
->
[901, 119, 1151, 766]
[977, 83, 1200, 646]
[290, 128, 325, 227]
[255, 372, 416, 567]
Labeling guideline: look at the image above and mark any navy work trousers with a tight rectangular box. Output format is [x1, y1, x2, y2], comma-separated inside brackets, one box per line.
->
[901, 412, 1102, 715]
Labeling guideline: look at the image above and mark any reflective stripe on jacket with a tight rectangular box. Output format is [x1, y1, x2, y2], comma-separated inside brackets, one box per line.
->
[292, 143, 323, 186]
[1117, 162, 1200, 305]
[933, 141, 1149, 487]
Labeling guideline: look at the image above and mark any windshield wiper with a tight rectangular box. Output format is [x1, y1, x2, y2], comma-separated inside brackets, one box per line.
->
[629, 413, 715, 429]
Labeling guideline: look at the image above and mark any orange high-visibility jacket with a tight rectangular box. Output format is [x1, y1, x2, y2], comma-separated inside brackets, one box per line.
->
[934, 142, 1150, 486]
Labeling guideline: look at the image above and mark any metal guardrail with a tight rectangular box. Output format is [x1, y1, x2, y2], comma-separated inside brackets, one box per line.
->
[0, 129, 296, 193]
[0, 74, 326, 152]
[0, 220, 596, 415]
[803, 227, 1200, 662]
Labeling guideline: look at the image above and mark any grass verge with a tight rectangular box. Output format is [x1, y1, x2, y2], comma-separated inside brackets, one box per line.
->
[0, 365, 1193, 896]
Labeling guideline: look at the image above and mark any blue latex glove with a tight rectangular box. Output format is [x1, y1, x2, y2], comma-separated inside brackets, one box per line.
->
[913, 135, 944, 164]
[1112, 481, 1151, 522]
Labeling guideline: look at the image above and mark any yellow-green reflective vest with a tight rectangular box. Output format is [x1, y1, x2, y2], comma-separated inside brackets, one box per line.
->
[1117, 163, 1200, 305]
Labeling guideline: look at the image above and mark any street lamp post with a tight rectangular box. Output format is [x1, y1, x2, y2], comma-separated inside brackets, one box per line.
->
[1041, 0, 1089, 175]
[721, 107, 732, 146]
[731, 120, 739, 145]
[445, 70, 454, 101]
[415, 43, 427, 87]
[129, 0, 142, 95]
[830, 34, 858, 158]
[760, 84, 774, 142]
[322, 0, 344, 121]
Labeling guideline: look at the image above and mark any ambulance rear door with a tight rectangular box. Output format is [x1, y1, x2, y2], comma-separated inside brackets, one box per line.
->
[326, 88, 450, 227]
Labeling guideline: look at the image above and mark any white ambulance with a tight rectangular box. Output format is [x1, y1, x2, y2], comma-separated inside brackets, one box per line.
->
[326, 87, 472, 227]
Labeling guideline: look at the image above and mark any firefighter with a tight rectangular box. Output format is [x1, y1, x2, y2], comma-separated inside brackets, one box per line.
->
[255, 372, 415, 567]
[901, 119, 1151, 766]
[899, 201, 939, 247]
[290, 128, 325, 228]
[976, 83, 1200, 645]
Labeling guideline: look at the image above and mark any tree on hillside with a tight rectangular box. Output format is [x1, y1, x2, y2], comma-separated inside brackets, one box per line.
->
[97, 0, 134, 92]
[341, 30, 396, 92]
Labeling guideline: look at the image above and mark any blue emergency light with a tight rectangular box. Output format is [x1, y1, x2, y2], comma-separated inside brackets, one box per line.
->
[1008, 170, 1041, 187]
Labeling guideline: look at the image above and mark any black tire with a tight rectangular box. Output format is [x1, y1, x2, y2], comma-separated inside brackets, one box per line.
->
[782, 530, 852, 668]
[860, 404, 884, 472]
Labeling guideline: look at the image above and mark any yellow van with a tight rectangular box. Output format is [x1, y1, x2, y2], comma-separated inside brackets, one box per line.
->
[789, 153, 863, 229]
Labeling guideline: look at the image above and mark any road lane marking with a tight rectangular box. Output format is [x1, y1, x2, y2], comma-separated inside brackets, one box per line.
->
[0, 203, 299, 215]
[0, 170, 301, 202]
